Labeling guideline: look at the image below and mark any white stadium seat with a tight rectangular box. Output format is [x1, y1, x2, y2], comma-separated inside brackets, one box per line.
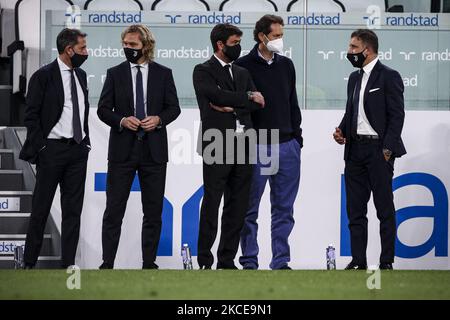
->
[84, 0, 143, 10]
[151, 0, 210, 11]
[287, 0, 344, 12]
[339, 0, 387, 12]
[220, 0, 278, 12]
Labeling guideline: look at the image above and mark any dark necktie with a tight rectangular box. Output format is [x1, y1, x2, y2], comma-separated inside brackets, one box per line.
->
[135, 66, 145, 137]
[70, 69, 82, 144]
[351, 69, 364, 139]
[224, 64, 235, 89]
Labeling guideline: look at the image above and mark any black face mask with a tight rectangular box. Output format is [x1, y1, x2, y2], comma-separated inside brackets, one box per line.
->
[222, 44, 241, 62]
[124, 47, 143, 63]
[346, 48, 367, 68]
[70, 52, 88, 68]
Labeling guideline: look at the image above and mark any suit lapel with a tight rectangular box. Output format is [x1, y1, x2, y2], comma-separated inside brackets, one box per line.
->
[120, 61, 134, 114]
[363, 60, 381, 105]
[210, 56, 234, 91]
[348, 71, 358, 114]
[147, 62, 158, 115]
[74, 68, 88, 98]
[231, 64, 239, 90]
[50, 60, 64, 110]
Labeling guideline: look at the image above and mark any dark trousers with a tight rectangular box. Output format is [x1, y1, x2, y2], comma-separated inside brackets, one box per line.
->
[198, 162, 253, 268]
[344, 139, 396, 265]
[101, 137, 166, 268]
[24, 139, 89, 267]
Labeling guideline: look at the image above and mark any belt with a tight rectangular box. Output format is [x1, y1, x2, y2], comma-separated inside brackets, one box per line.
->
[354, 134, 379, 142]
[48, 137, 79, 145]
[136, 133, 148, 141]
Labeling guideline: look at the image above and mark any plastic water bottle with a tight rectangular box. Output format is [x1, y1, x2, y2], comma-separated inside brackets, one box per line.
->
[14, 245, 24, 269]
[181, 243, 193, 270]
[326, 244, 336, 270]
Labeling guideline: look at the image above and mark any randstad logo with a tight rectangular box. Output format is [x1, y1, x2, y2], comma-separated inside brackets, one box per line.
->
[340, 172, 449, 258]
[65, 5, 81, 29]
[0, 199, 9, 210]
[0, 242, 24, 254]
[88, 11, 142, 24]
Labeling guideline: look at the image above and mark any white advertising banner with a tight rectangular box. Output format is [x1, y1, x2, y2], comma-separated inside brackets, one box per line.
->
[47, 110, 450, 270]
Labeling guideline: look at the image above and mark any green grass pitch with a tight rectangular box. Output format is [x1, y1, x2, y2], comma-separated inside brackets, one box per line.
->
[1, 270, 449, 300]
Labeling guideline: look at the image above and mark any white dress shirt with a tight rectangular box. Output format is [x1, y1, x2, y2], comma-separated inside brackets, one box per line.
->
[48, 57, 86, 139]
[357, 57, 379, 136]
[257, 49, 274, 65]
[213, 54, 245, 133]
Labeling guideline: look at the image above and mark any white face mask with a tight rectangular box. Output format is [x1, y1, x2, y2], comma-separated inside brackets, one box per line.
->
[264, 35, 284, 53]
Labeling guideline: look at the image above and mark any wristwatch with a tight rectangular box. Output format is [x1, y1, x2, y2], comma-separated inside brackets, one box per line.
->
[383, 148, 393, 157]
[246, 91, 253, 100]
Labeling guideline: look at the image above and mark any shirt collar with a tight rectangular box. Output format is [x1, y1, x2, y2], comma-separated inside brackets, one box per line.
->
[257, 48, 274, 64]
[362, 57, 378, 75]
[57, 56, 72, 71]
[213, 54, 232, 68]
[129, 61, 149, 69]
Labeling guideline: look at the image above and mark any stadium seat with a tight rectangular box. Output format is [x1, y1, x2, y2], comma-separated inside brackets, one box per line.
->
[0, 8, 15, 58]
[84, 0, 143, 10]
[151, 0, 210, 11]
[287, 0, 344, 12]
[219, 0, 278, 12]
[339, 0, 386, 12]
[386, 0, 435, 13]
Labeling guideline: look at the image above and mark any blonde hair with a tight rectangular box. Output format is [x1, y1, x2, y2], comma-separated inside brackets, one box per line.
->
[121, 24, 156, 62]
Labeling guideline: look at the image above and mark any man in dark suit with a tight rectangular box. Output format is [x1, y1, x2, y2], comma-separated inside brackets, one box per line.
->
[333, 29, 406, 270]
[19, 28, 90, 269]
[98, 24, 180, 269]
[193, 23, 265, 269]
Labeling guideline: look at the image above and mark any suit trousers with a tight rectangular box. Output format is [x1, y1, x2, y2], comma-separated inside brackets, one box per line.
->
[344, 139, 396, 265]
[24, 138, 89, 267]
[198, 161, 253, 269]
[101, 136, 167, 267]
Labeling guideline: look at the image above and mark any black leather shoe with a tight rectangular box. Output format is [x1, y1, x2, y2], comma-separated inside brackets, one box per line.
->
[199, 265, 212, 270]
[216, 264, 238, 270]
[345, 262, 367, 270]
[99, 262, 113, 269]
[143, 262, 159, 270]
[379, 263, 393, 270]
[23, 263, 34, 270]
[242, 265, 257, 270]
[278, 265, 292, 270]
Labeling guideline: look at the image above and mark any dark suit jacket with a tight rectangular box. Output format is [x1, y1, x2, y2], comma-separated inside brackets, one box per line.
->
[19, 59, 90, 164]
[97, 61, 180, 163]
[339, 60, 406, 160]
[193, 56, 261, 154]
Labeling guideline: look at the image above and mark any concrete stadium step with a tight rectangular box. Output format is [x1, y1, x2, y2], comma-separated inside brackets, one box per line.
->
[0, 149, 14, 169]
[0, 213, 51, 234]
[0, 191, 32, 213]
[0, 170, 23, 191]
[0, 234, 54, 256]
[0, 256, 62, 269]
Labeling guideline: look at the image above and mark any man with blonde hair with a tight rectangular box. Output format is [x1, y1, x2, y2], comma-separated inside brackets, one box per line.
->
[98, 24, 180, 269]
